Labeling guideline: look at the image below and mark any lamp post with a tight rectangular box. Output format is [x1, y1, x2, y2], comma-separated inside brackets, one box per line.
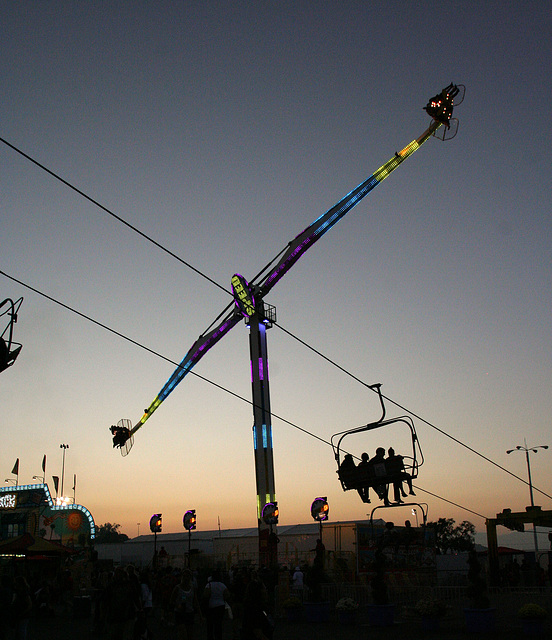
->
[411, 508, 419, 528]
[60, 444, 69, 499]
[507, 439, 548, 553]
[150, 514, 162, 569]
[183, 510, 197, 568]
[310, 496, 329, 570]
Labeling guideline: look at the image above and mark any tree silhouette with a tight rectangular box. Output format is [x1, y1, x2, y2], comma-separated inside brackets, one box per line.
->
[427, 518, 475, 554]
[95, 522, 129, 544]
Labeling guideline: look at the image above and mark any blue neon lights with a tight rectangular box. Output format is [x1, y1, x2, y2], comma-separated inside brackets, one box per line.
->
[260, 131, 434, 297]
[134, 118, 439, 431]
[252, 424, 272, 450]
[140, 313, 241, 425]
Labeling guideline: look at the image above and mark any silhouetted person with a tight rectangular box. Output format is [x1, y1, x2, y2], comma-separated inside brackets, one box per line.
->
[339, 453, 357, 489]
[378, 521, 399, 552]
[203, 570, 229, 640]
[368, 447, 390, 506]
[171, 569, 203, 640]
[402, 519, 417, 551]
[0, 339, 8, 368]
[291, 566, 304, 594]
[387, 447, 415, 502]
[242, 571, 272, 640]
[110, 425, 130, 448]
[314, 538, 325, 569]
[357, 452, 371, 502]
[104, 566, 140, 640]
[11, 576, 32, 640]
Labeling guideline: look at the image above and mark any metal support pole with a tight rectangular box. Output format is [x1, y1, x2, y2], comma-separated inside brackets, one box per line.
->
[248, 314, 276, 565]
[60, 444, 69, 498]
[507, 439, 549, 556]
[524, 447, 539, 553]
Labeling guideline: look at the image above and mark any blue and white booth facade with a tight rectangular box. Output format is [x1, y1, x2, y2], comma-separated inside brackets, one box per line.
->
[0, 483, 95, 546]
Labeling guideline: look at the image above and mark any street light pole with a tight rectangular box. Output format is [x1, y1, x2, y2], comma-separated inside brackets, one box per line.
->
[60, 444, 69, 498]
[507, 438, 549, 554]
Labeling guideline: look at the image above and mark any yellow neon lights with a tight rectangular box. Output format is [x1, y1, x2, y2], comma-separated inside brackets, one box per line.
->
[398, 140, 420, 158]
[141, 397, 162, 423]
[232, 275, 255, 316]
[374, 139, 421, 183]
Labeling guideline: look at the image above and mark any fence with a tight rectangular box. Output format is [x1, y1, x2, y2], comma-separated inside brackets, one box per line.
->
[310, 583, 552, 613]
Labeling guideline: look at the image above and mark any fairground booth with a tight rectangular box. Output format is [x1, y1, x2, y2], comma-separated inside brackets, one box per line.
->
[0, 483, 95, 564]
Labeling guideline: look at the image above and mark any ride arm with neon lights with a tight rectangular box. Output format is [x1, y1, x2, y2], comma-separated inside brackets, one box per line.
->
[113, 84, 462, 452]
[255, 121, 442, 297]
[120, 115, 440, 445]
[125, 306, 242, 439]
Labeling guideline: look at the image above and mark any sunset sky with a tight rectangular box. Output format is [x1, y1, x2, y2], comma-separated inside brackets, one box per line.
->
[2, 1, 551, 549]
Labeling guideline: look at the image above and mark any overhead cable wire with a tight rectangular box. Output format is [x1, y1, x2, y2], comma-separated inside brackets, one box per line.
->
[0, 136, 231, 298]
[0, 268, 487, 521]
[412, 485, 487, 520]
[274, 320, 552, 503]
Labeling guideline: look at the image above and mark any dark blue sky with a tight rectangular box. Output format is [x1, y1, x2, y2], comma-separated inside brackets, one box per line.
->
[2, 1, 551, 542]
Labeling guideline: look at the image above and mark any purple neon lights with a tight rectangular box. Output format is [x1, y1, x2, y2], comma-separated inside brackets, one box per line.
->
[157, 315, 239, 403]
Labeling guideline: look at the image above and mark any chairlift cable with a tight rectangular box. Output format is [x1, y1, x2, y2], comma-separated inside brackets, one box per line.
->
[0, 269, 333, 448]
[274, 321, 552, 502]
[0, 136, 231, 298]
[412, 485, 487, 520]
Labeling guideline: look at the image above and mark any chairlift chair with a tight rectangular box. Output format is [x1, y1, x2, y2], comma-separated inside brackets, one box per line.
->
[0, 297, 23, 373]
[331, 384, 424, 504]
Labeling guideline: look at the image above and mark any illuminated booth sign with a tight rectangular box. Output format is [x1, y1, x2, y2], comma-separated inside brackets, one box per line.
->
[0, 483, 95, 546]
[0, 494, 17, 509]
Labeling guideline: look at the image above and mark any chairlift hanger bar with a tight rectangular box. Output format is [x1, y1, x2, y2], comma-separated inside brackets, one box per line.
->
[115, 84, 462, 446]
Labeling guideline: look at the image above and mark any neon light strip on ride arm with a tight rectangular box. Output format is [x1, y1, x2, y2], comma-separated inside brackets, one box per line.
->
[129, 122, 442, 435]
[123, 90, 453, 440]
[257, 121, 441, 297]
[130, 308, 242, 434]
